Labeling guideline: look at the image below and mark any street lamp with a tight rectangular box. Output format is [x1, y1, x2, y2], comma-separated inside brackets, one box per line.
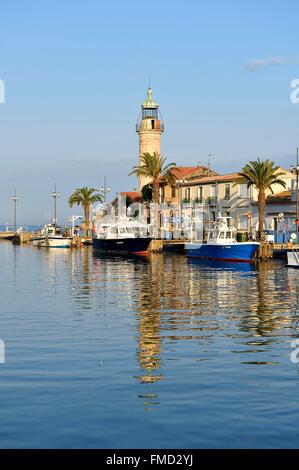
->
[101, 176, 111, 203]
[176, 179, 188, 230]
[69, 215, 83, 236]
[290, 147, 299, 233]
[12, 189, 20, 232]
[51, 184, 60, 227]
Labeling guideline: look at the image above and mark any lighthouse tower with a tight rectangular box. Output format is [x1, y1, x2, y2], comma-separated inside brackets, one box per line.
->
[136, 87, 164, 191]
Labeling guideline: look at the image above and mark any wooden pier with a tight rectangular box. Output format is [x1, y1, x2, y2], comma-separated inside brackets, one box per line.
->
[12, 232, 39, 244]
[255, 243, 273, 260]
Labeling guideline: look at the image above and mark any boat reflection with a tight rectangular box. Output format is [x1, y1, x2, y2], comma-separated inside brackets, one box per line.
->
[187, 257, 257, 272]
[39, 247, 299, 410]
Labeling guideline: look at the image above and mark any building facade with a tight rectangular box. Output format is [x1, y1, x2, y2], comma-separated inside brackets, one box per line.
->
[157, 166, 218, 205]
[178, 168, 294, 232]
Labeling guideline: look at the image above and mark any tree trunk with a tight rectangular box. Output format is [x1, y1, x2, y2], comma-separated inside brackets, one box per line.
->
[258, 189, 265, 240]
[152, 180, 159, 204]
[83, 203, 90, 229]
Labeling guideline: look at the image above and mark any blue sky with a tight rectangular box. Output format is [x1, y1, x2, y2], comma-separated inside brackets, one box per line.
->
[0, 0, 299, 223]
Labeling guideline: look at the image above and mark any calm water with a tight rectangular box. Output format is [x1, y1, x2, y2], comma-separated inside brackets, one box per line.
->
[1, 241, 299, 448]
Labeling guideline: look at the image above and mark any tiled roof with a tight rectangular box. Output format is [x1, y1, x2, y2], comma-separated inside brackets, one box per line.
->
[252, 190, 292, 205]
[170, 166, 203, 177]
[158, 166, 217, 183]
[267, 190, 291, 198]
[111, 191, 142, 207]
[186, 172, 242, 185]
[120, 191, 141, 200]
[265, 190, 292, 203]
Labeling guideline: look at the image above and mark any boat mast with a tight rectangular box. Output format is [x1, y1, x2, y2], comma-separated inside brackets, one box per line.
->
[51, 184, 60, 227]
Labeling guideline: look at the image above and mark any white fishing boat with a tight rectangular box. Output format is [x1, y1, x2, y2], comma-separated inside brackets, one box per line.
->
[185, 213, 260, 262]
[93, 219, 152, 254]
[32, 224, 73, 248]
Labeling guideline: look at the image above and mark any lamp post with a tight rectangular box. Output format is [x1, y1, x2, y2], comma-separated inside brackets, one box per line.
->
[69, 215, 83, 236]
[176, 179, 188, 231]
[12, 189, 20, 232]
[207, 154, 214, 175]
[51, 184, 60, 227]
[101, 176, 111, 203]
[290, 147, 299, 234]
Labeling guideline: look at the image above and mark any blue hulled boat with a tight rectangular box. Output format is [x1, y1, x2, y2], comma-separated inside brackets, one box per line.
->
[185, 214, 260, 262]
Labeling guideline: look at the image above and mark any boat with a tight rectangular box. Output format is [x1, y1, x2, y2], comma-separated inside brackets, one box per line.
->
[93, 219, 152, 254]
[286, 247, 299, 268]
[32, 224, 73, 248]
[185, 213, 260, 262]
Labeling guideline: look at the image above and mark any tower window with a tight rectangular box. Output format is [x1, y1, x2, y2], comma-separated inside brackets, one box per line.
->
[151, 120, 155, 129]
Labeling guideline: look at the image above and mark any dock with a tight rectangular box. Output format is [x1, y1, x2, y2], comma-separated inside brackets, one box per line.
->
[0, 231, 16, 240]
[2, 232, 293, 261]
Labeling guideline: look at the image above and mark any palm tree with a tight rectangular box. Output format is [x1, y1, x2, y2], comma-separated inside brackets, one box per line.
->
[129, 151, 176, 203]
[238, 159, 286, 239]
[68, 187, 103, 229]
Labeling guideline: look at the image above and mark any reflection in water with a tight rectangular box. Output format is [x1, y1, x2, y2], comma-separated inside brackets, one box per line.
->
[92, 253, 299, 396]
[2, 242, 299, 447]
[40, 248, 299, 407]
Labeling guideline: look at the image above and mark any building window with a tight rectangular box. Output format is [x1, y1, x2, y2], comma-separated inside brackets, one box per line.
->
[184, 187, 190, 202]
[238, 184, 248, 198]
[211, 184, 217, 197]
[197, 186, 203, 203]
[171, 186, 176, 198]
[239, 215, 248, 229]
[225, 211, 230, 227]
[224, 184, 230, 200]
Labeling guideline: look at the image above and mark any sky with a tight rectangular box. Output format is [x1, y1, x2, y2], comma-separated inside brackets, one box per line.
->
[0, 0, 299, 224]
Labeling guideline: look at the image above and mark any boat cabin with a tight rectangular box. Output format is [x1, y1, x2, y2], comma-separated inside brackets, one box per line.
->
[206, 216, 237, 245]
[41, 224, 62, 236]
[95, 221, 149, 240]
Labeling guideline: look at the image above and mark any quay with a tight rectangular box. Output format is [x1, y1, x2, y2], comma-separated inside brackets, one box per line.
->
[0, 231, 16, 240]
[9, 232, 93, 247]
[155, 240, 277, 260]
[1, 232, 294, 261]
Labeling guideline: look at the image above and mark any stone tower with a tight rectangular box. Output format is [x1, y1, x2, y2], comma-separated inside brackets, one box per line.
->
[136, 87, 164, 191]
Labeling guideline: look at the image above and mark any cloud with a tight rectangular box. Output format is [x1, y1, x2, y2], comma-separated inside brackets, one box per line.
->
[245, 56, 288, 71]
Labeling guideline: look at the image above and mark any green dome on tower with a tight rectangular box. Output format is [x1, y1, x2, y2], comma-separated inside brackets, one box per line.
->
[142, 87, 158, 109]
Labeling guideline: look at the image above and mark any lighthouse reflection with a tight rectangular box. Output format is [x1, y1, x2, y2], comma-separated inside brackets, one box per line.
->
[88, 250, 297, 410]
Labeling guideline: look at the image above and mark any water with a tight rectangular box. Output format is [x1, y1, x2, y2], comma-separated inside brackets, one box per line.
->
[0, 242, 299, 448]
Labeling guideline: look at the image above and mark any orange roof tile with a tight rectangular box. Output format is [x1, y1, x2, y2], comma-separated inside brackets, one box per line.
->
[158, 166, 217, 183]
[186, 172, 242, 185]
[120, 191, 141, 199]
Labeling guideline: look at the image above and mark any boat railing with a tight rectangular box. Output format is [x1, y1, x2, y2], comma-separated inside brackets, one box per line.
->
[291, 246, 299, 264]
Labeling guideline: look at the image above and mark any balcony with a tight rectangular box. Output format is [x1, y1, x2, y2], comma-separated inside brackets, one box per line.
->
[194, 197, 203, 205]
[206, 197, 217, 207]
[136, 122, 165, 132]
